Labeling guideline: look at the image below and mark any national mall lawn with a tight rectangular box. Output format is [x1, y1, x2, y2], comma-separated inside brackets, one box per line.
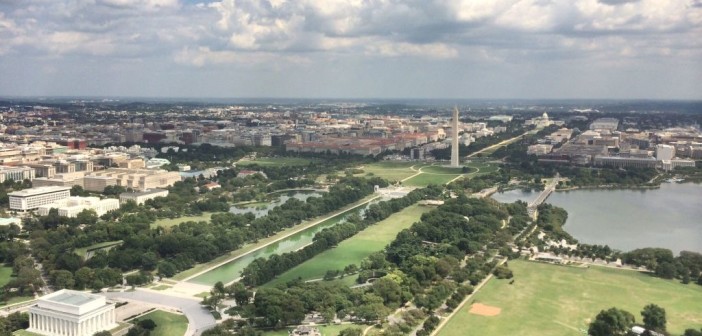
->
[437, 260, 702, 336]
[263, 203, 431, 287]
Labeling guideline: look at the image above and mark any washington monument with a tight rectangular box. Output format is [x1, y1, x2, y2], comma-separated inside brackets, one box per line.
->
[450, 106, 460, 167]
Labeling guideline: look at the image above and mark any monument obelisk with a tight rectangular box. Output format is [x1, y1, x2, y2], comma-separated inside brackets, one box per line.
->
[450, 106, 460, 167]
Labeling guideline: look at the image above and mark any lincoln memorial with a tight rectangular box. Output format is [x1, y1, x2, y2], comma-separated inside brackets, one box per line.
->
[27, 289, 118, 336]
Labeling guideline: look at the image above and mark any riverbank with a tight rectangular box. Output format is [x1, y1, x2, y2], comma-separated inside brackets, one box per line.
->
[493, 182, 702, 254]
[171, 194, 380, 282]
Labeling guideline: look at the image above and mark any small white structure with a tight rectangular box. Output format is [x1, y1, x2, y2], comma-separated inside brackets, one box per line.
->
[37, 197, 120, 217]
[28, 289, 118, 336]
[145, 158, 170, 168]
[8, 186, 72, 211]
[0, 217, 21, 226]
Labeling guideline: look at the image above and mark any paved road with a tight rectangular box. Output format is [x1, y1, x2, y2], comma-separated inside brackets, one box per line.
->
[101, 290, 216, 336]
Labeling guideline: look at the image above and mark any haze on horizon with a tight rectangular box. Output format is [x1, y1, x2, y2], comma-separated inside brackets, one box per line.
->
[0, 0, 701, 100]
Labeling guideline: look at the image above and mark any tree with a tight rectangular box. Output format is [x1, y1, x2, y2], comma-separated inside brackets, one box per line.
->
[683, 329, 702, 336]
[641, 304, 666, 332]
[157, 261, 177, 278]
[655, 261, 677, 279]
[50, 270, 75, 289]
[137, 319, 157, 330]
[93, 331, 112, 336]
[71, 185, 89, 197]
[587, 307, 635, 336]
[228, 282, 251, 307]
[339, 328, 363, 336]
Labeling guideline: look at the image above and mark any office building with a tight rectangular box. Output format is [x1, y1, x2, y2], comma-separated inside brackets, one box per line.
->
[655, 144, 675, 161]
[87, 168, 180, 191]
[8, 186, 72, 211]
[36, 197, 120, 217]
[0, 166, 35, 183]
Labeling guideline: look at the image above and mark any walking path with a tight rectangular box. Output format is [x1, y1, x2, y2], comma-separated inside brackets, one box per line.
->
[466, 130, 533, 158]
[102, 290, 216, 336]
[429, 258, 507, 336]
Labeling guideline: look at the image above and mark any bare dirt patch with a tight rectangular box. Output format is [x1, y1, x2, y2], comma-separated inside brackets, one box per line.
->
[469, 303, 502, 317]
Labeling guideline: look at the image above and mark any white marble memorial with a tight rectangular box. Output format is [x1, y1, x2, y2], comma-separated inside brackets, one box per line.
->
[27, 289, 118, 336]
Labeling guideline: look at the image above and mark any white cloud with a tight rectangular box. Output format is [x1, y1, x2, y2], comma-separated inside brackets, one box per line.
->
[0, 0, 700, 98]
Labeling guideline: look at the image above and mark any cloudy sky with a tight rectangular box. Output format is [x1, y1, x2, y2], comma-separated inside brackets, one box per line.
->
[0, 0, 700, 99]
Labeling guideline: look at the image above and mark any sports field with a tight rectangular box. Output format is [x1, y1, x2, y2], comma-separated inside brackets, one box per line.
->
[264, 204, 430, 287]
[237, 157, 320, 167]
[131, 309, 188, 336]
[437, 260, 702, 336]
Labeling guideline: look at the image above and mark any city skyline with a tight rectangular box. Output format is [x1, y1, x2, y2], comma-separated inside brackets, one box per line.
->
[0, 0, 700, 100]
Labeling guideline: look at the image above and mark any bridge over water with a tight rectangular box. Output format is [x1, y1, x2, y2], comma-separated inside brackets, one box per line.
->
[527, 175, 561, 219]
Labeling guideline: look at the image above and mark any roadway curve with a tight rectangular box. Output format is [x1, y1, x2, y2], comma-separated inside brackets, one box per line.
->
[101, 290, 216, 336]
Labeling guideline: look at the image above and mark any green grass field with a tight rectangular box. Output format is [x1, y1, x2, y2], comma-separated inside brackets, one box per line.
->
[264, 204, 431, 287]
[132, 310, 188, 336]
[438, 260, 702, 336]
[419, 166, 468, 174]
[151, 212, 214, 229]
[402, 173, 462, 187]
[356, 161, 425, 182]
[0, 266, 13, 288]
[262, 323, 365, 336]
[237, 157, 320, 167]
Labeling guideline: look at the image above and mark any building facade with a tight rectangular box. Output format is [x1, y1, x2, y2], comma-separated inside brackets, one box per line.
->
[119, 189, 169, 205]
[8, 186, 72, 211]
[36, 197, 120, 217]
[655, 144, 675, 161]
[28, 289, 117, 336]
[87, 168, 180, 191]
[0, 165, 35, 183]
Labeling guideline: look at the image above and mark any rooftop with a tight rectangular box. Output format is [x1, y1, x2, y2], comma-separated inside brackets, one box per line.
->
[120, 189, 168, 197]
[8, 186, 72, 197]
[45, 291, 101, 306]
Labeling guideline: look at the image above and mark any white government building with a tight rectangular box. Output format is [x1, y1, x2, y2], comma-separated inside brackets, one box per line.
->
[28, 289, 118, 336]
[8, 186, 72, 211]
[36, 197, 120, 218]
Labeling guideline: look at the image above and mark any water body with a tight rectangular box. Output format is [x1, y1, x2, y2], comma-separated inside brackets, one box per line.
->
[491, 183, 702, 254]
[229, 190, 323, 218]
[190, 200, 375, 286]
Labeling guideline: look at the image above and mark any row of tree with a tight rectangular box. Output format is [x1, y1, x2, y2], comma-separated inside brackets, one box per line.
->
[240, 185, 443, 286]
[212, 194, 525, 333]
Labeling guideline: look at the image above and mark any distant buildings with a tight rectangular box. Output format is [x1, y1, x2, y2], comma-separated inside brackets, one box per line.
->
[527, 144, 554, 155]
[8, 186, 72, 211]
[525, 113, 563, 128]
[119, 189, 169, 205]
[0, 165, 35, 182]
[87, 168, 181, 191]
[589, 118, 619, 131]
